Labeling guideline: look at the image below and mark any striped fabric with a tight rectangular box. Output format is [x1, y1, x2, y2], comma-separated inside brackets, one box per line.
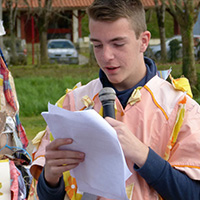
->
[0, 56, 17, 111]
[0, 50, 28, 148]
[15, 114, 29, 148]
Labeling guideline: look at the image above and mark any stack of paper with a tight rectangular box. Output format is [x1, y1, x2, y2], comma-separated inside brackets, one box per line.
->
[42, 103, 131, 200]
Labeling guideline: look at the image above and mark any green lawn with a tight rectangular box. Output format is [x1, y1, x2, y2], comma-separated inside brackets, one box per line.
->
[20, 115, 46, 141]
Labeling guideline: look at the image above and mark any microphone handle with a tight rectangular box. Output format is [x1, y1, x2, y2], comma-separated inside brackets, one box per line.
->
[102, 101, 115, 119]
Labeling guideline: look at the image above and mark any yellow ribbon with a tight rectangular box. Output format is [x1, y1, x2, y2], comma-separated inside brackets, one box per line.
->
[128, 87, 142, 106]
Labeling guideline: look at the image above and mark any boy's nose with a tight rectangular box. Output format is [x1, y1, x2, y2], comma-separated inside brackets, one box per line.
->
[102, 46, 114, 61]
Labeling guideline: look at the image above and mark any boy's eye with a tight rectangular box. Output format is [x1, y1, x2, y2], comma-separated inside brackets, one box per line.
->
[114, 43, 125, 47]
[94, 44, 103, 48]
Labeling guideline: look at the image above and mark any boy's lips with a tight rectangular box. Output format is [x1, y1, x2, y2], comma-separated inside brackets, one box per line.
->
[104, 66, 120, 73]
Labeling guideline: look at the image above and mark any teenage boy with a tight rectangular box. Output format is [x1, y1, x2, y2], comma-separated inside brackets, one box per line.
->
[31, 0, 200, 199]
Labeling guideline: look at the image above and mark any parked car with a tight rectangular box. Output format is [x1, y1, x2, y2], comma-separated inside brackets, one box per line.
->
[3, 37, 27, 65]
[145, 35, 200, 61]
[47, 39, 79, 64]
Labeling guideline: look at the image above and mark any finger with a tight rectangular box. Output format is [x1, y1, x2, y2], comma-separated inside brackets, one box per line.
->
[47, 163, 79, 176]
[60, 163, 80, 172]
[105, 117, 119, 127]
[47, 157, 84, 167]
[46, 138, 73, 151]
[44, 163, 79, 185]
[45, 150, 85, 160]
[105, 116, 115, 123]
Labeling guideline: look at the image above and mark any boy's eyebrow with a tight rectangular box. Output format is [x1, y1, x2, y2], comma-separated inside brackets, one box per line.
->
[90, 36, 127, 43]
[110, 37, 127, 42]
[90, 38, 101, 42]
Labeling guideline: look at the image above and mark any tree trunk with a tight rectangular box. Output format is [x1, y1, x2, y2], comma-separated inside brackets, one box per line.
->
[10, 32, 18, 64]
[175, 5, 197, 87]
[159, 24, 167, 62]
[167, 0, 199, 90]
[30, 0, 53, 65]
[181, 26, 197, 86]
[39, 30, 48, 65]
[8, 0, 18, 64]
[154, 0, 167, 62]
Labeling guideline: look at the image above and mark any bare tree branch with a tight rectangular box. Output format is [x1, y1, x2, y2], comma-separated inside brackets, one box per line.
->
[168, 0, 184, 15]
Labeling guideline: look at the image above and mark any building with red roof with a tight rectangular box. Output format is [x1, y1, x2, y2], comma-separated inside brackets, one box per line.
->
[2, 0, 159, 44]
[4, 0, 199, 45]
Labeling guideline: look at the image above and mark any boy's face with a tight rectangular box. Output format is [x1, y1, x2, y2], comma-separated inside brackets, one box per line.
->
[89, 18, 150, 91]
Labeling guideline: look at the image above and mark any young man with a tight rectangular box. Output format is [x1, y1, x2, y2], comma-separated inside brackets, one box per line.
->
[31, 0, 200, 199]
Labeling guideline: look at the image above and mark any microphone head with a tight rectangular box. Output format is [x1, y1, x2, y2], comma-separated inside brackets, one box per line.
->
[99, 87, 116, 103]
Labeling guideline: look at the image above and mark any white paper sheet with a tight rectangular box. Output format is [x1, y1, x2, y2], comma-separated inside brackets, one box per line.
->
[0, 159, 11, 200]
[42, 103, 131, 200]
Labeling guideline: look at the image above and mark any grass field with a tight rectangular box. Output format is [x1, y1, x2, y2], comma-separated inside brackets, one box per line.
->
[10, 63, 99, 140]
[9, 61, 200, 141]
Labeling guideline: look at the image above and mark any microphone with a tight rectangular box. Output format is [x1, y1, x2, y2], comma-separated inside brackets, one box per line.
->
[99, 87, 116, 119]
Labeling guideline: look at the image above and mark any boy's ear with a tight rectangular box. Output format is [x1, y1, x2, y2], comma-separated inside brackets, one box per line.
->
[140, 31, 151, 52]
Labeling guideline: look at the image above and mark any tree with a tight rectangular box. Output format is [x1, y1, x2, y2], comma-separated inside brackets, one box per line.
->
[24, 0, 73, 65]
[23, 0, 53, 64]
[154, 0, 167, 62]
[167, 0, 200, 88]
[37, 0, 53, 64]
[4, 0, 18, 64]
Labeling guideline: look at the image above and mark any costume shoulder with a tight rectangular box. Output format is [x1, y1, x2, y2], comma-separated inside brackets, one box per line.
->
[144, 75, 187, 118]
[59, 78, 102, 111]
[72, 78, 102, 99]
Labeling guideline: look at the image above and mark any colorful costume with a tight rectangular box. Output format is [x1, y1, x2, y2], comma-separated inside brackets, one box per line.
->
[0, 50, 32, 200]
[31, 71, 200, 199]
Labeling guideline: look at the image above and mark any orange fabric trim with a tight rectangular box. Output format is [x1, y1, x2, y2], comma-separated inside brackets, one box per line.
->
[178, 95, 187, 104]
[93, 93, 99, 101]
[80, 106, 86, 111]
[144, 85, 169, 120]
[32, 152, 36, 160]
[34, 155, 45, 161]
[172, 164, 200, 170]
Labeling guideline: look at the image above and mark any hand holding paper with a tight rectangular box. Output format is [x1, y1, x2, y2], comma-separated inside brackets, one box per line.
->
[42, 103, 131, 200]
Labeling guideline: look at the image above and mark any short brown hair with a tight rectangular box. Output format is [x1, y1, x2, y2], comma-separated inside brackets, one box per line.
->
[87, 0, 147, 39]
